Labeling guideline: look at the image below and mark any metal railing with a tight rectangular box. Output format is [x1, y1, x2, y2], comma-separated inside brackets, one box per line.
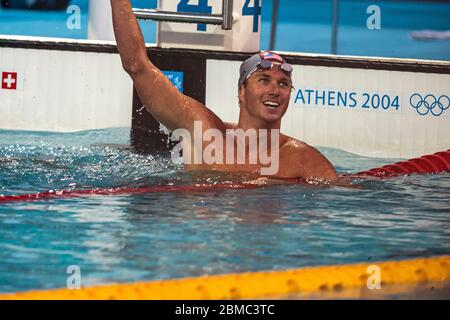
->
[269, 0, 279, 50]
[331, 0, 339, 54]
[133, 0, 234, 30]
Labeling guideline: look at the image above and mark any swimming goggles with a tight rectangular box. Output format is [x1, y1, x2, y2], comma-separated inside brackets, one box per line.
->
[256, 58, 293, 74]
[238, 52, 293, 88]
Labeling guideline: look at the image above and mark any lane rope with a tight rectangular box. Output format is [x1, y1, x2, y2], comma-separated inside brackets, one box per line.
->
[356, 149, 450, 178]
[1, 149, 449, 204]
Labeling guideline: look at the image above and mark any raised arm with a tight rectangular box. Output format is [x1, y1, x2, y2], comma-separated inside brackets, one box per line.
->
[110, 0, 222, 132]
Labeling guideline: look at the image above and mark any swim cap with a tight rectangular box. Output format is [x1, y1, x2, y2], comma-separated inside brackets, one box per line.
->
[238, 51, 293, 88]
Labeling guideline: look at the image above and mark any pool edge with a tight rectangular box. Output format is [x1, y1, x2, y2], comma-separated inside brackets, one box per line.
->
[1, 255, 449, 300]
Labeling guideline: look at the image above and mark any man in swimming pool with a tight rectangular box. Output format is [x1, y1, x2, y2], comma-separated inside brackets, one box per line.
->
[110, 0, 337, 182]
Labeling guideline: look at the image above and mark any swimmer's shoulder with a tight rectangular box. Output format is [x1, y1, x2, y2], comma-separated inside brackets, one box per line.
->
[279, 135, 338, 181]
[279, 135, 306, 149]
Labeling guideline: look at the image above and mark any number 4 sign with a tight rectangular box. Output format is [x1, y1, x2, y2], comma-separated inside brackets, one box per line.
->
[242, 0, 261, 32]
[160, 0, 261, 51]
[177, 0, 212, 31]
[176, 0, 261, 33]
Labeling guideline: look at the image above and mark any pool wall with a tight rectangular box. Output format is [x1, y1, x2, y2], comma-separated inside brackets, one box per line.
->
[0, 35, 449, 158]
[0, 36, 133, 132]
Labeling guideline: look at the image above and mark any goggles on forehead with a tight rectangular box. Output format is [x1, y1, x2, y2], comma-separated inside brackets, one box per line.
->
[257, 58, 294, 74]
[238, 51, 294, 88]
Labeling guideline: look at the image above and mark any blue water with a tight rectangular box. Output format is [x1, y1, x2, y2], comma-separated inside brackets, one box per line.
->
[0, 0, 449, 61]
[0, 128, 449, 293]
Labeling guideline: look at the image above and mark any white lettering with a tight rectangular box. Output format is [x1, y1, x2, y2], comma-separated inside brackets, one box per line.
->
[66, 265, 81, 289]
[66, 5, 81, 30]
[175, 304, 209, 318]
[170, 121, 280, 176]
[367, 5, 381, 30]
[367, 264, 381, 289]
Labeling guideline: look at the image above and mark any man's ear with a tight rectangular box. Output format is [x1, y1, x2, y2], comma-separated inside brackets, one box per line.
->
[238, 85, 245, 108]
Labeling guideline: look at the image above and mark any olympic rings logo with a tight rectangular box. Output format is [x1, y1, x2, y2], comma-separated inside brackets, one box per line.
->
[409, 93, 450, 116]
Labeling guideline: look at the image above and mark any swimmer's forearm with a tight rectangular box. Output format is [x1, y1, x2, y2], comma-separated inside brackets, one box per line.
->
[110, 0, 149, 73]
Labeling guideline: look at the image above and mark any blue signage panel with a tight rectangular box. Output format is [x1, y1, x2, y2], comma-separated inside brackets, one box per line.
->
[163, 70, 184, 93]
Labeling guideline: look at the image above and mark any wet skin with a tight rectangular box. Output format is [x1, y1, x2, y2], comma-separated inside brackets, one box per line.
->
[110, 0, 337, 181]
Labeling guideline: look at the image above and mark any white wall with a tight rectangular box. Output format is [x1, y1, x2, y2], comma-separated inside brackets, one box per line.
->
[0, 45, 133, 132]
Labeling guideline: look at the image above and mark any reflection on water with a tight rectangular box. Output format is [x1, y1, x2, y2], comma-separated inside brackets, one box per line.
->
[0, 128, 449, 293]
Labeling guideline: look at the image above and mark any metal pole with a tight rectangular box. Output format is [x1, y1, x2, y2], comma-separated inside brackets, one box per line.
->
[331, 0, 339, 55]
[133, 0, 234, 30]
[133, 9, 223, 25]
[222, 0, 234, 30]
[269, 0, 280, 51]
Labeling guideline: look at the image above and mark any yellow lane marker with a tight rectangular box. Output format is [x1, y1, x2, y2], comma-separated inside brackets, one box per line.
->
[1, 255, 448, 300]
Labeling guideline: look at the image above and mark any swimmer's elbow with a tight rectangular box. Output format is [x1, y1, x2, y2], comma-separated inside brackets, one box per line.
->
[122, 61, 144, 76]
[121, 57, 150, 77]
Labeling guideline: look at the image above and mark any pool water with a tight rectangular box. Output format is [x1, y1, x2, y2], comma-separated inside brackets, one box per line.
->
[0, 128, 449, 293]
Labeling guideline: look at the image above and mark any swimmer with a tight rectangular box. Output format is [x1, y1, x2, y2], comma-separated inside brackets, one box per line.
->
[110, 0, 338, 182]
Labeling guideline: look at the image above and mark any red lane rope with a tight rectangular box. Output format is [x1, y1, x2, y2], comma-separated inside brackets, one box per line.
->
[1, 149, 449, 204]
[355, 149, 450, 178]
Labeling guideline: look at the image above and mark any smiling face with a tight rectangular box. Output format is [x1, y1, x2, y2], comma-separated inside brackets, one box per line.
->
[238, 66, 292, 128]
